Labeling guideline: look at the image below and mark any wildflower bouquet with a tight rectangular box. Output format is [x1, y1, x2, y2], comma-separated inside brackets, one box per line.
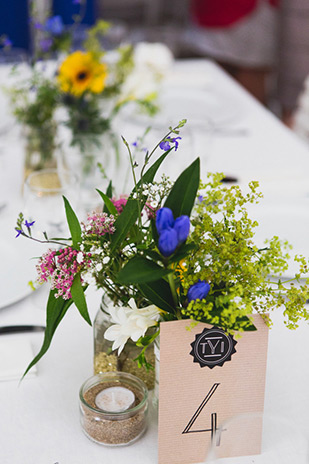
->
[17, 120, 309, 375]
[8, 16, 164, 177]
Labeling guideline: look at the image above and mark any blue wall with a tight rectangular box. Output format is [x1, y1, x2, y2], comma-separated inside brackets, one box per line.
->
[52, 0, 95, 25]
[0, 0, 30, 50]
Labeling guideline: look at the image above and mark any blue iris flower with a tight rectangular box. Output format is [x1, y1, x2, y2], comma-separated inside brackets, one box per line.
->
[156, 207, 174, 234]
[174, 215, 190, 243]
[187, 280, 210, 302]
[158, 228, 178, 257]
[156, 207, 190, 257]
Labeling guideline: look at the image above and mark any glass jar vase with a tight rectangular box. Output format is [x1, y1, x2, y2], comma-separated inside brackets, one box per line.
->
[93, 295, 156, 390]
[23, 124, 58, 180]
[61, 131, 119, 213]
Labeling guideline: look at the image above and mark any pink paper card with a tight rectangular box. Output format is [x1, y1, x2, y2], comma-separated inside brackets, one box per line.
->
[158, 315, 269, 464]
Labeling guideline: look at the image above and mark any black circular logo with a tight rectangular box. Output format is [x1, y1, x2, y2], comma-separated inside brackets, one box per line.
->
[190, 327, 237, 368]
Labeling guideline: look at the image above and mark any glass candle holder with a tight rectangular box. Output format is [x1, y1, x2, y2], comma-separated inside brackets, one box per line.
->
[79, 372, 148, 446]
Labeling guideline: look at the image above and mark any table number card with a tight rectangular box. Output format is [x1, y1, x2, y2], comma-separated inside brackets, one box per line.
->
[158, 315, 269, 464]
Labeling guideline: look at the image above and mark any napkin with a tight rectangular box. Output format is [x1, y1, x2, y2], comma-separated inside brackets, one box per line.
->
[0, 337, 37, 381]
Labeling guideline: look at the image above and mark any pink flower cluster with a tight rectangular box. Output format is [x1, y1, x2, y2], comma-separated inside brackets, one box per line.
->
[82, 212, 115, 236]
[36, 247, 91, 299]
[112, 196, 128, 214]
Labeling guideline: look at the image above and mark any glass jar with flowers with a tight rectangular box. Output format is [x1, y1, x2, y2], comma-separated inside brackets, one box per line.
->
[8, 16, 162, 199]
[16, 120, 309, 406]
[9, 75, 59, 179]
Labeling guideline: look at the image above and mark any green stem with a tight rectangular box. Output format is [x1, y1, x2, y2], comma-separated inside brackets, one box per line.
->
[122, 136, 142, 230]
[167, 273, 181, 320]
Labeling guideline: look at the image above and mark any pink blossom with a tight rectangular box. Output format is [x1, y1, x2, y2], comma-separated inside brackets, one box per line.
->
[82, 211, 115, 236]
[36, 247, 91, 300]
[112, 196, 128, 214]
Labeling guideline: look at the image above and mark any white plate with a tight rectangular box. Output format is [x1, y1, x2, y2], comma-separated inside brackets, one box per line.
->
[0, 208, 46, 309]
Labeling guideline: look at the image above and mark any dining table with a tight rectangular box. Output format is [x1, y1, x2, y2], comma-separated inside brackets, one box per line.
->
[0, 57, 309, 464]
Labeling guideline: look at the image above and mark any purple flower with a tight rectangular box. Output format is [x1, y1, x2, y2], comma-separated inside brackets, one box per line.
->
[159, 136, 182, 152]
[3, 37, 12, 47]
[15, 229, 22, 238]
[173, 215, 190, 243]
[24, 220, 35, 228]
[198, 195, 203, 203]
[132, 141, 138, 147]
[156, 207, 174, 234]
[33, 21, 43, 30]
[187, 280, 210, 302]
[39, 38, 53, 53]
[44, 15, 64, 36]
[173, 137, 181, 151]
[159, 140, 171, 151]
[158, 228, 178, 257]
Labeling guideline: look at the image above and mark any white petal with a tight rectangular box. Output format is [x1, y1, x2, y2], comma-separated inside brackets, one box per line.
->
[128, 298, 137, 310]
[104, 324, 121, 341]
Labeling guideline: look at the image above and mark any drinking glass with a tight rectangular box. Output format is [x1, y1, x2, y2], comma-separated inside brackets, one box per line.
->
[23, 168, 79, 237]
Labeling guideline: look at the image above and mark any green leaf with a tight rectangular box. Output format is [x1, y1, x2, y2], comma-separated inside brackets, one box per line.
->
[142, 249, 163, 262]
[22, 290, 73, 378]
[70, 274, 91, 325]
[63, 196, 81, 249]
[96, 189, 118, 216]
[106, 180, 113, 199]
[117, 256, 172, 284]
[164, 158, 200, 218]
[238, 316, 257, 331]
[139, 279, 176, 314]
[168, 243, 199, 263]
[110, 199, 139, 252]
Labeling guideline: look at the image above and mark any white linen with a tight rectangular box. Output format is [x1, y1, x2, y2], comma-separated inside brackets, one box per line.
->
[0, 337, 37, 381]
[0, 59, 309, 463]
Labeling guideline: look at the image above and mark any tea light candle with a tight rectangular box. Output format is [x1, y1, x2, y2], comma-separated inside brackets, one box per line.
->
[95, 386, 135, 412]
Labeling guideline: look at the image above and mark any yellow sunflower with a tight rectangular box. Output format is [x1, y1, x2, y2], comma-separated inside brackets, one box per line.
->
[57, 51, 107, 97]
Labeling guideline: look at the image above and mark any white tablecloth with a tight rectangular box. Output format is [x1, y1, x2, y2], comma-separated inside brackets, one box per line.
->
[0, 59, 309, 463]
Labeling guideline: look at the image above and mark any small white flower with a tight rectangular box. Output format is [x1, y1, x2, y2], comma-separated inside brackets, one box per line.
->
[76, 252, 84, 264]
[104, 299, 161, 354]
[96, 263, 103, 272]
[102, 256, 110, 264]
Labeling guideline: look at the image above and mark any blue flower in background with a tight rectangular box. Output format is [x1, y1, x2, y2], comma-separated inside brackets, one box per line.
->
[15, 229, 22, 238]
[156, 207, 174, 234]
[158, 228, 178, 257]
[39, 38, 53, 53]
[187, 280, 210, 302]
[44, 15, 64, 36]
[174, 215, 190, 243]
[3, 37, 13, 47]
